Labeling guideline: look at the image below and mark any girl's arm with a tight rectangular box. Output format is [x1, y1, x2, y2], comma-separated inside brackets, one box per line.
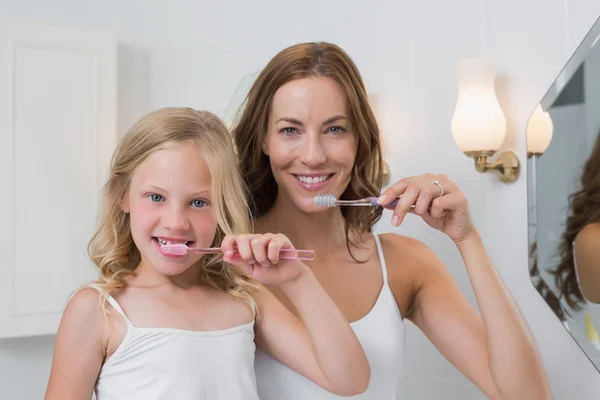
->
[222, 234, 370, 396]
[45, 288, 107, 400]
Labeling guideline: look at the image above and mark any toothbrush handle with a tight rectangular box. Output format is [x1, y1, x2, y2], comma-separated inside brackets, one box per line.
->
[190, 247, 315, 261]
[276, 249, 315, 261]
[369, 197, 399, 208]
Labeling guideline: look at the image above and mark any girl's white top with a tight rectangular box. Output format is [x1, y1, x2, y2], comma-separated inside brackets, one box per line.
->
[89, 285, 259, 400]
[254, 234, 407, 399]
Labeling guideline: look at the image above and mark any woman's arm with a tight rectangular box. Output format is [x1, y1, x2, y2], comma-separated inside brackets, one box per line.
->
[379, 174, 552, 399]
[222, 233, 371, 396]
[45, 288, 108, 400]
[386, 232, 550, 399]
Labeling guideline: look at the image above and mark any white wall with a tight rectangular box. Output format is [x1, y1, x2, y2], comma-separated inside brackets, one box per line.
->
[2, 1, 600, 399]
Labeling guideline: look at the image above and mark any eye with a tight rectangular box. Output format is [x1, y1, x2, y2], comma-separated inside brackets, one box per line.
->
[148, 194, 164, 202]
[191, 199, 206, 208]
[280, 127, 298, 136]
[327, 126, 346, 135]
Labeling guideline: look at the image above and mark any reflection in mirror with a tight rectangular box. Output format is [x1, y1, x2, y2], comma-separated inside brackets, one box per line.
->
[528, 15, 600, 369]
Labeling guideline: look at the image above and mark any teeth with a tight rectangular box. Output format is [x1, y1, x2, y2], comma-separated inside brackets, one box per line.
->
[157, 238, 187, 245]
[297, 175, 329, 184]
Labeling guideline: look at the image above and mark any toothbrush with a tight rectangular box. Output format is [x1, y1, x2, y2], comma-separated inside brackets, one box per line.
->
[313, 194, 414, 208]
[160, 243, 315, 261]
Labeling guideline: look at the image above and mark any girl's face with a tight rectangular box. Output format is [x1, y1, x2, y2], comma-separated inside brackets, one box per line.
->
[264, 76, 358, 213]
[122, 140, 217, 276]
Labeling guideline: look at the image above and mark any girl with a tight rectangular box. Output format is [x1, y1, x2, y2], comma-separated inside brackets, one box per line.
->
[44, 107, 370, 399]
[232, 42, 551, 399]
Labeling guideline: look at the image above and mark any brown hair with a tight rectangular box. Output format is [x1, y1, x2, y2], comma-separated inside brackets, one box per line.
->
[529, 241, 567, 320]
[88, 107, 258, 314]
[232, 42, 385, 256]
[549, 130, 600, 310]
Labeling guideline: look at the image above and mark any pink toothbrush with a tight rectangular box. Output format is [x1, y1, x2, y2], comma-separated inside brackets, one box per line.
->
[160, 243, 315, 261]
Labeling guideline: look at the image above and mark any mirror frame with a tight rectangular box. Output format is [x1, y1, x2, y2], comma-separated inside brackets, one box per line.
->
[527, 15, 600, 371]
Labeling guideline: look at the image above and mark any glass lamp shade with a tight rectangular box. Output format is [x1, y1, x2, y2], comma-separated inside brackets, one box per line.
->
[451, 58, 507, 153]
[526, 104, 553, 155]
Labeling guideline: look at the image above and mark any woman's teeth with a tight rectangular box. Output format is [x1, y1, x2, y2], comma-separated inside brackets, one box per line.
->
[296, 175, 329, 184]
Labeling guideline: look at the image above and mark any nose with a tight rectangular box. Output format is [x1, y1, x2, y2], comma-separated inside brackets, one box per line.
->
[298, 131, 327, 167]
[163, 204, 190, 232]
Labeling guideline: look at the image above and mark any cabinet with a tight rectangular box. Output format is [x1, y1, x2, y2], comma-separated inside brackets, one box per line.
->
[0, 19, 117, 338]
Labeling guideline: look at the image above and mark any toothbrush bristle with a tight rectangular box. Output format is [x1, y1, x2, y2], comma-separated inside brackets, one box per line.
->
[161, 243, 189, 256]
[313, 194, 337, 207]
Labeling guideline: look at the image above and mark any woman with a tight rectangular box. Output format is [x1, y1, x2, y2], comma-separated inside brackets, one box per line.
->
[550, 131, 600, 307]
[232, 41, 551, 399]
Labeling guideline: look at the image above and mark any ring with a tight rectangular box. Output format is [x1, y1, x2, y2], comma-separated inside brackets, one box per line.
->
[433, 180, 444, 197]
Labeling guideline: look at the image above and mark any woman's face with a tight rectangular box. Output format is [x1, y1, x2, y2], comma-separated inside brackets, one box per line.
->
[263, 76, 358, 213]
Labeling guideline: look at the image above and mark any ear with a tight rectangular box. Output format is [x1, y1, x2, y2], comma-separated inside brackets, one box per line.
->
[261, 139, 269, 156]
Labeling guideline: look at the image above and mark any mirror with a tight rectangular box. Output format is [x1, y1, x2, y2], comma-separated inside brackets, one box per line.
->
[528, 15, 600, 370]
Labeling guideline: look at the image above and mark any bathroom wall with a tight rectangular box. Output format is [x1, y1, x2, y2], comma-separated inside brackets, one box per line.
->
[2, 1, 600, 398]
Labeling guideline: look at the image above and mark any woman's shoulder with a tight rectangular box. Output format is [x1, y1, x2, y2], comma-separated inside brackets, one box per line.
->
[375, 233, 445, 316]
[573, 223, 600, 303]
[377, 232, 451, 286]
[377, 232, 439, 267]
[574, 223, 600, 264]
[576, 223, 600, 245]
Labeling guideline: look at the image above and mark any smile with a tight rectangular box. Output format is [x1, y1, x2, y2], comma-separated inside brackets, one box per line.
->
[291, 173, 334, 191]
[293, 174, 333, 184]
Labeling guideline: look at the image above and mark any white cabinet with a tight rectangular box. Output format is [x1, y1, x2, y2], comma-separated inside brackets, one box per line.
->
[0, 19, 117, 339]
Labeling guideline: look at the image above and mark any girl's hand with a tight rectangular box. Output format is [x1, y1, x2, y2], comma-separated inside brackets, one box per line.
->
[221, 233, 308, 287]
[377, 173, 475, 243]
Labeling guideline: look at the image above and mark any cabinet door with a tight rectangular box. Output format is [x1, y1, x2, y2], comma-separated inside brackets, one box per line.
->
[0, 19, 116, 338]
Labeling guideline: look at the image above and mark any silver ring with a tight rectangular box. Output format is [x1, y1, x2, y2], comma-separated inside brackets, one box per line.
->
[433, 180, 444, 197]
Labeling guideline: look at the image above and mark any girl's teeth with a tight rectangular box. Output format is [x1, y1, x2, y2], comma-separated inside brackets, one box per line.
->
[157, 238, 187, 245]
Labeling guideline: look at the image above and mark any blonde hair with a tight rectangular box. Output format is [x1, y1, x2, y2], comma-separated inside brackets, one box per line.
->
[88, 107, 258, 314]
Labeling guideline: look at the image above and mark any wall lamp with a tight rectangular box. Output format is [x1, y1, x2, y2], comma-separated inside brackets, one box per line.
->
[526, 104, 554, 158]
[451, 57, 520, 183]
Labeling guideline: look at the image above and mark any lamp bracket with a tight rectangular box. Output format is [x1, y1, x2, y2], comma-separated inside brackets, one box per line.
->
[464, 150, 520, 183]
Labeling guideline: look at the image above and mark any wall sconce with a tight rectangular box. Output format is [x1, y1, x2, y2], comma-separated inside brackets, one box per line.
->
[526, 104, 553, 158]
[451, 58, 520, 183]
[368, 93, 391, 187]
[381, 160, 390, 186]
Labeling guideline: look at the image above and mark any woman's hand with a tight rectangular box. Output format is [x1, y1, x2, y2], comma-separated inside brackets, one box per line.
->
[221, 233, 308, 287]
[377, 173, 475, 243]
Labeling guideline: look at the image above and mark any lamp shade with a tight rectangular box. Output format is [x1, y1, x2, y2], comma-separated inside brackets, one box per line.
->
[451, 58, 507, 152]
[526, 104, 553, 154]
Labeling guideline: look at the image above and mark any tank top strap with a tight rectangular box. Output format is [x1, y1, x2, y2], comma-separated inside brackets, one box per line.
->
[87, 284, 134, 328]
[373, 234, 389, 285]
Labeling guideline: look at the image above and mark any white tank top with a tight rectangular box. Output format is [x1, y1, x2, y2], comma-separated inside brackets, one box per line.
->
[254, 234, 406, 399]
[89, 286, 259, 400]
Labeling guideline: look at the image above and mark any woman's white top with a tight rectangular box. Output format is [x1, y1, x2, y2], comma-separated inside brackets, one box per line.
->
[254, 234, 407, 399]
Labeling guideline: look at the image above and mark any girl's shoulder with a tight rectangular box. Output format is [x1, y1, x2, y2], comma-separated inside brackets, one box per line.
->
[60, 285, 110, 347]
